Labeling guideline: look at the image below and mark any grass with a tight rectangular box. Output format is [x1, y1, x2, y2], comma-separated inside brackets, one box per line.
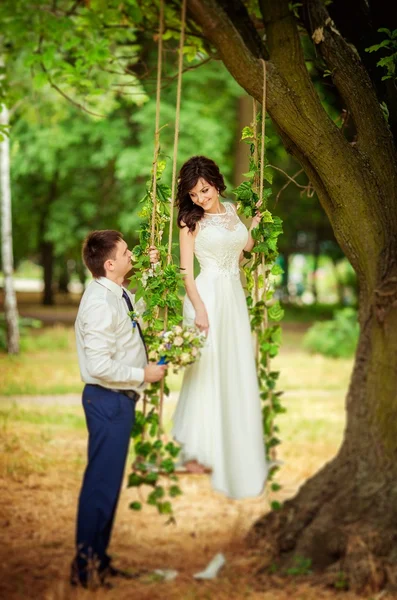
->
[0, 323, 353, 396]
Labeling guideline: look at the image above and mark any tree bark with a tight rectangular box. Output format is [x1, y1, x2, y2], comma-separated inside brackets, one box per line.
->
[38, 175, 58, 306]
[311, 235, 319, 303]
[187, 0, 397, 591]
[0, 101, 20, 354]
[233, 94, 252, 188]
[41, 241, 54, 306]
[58, 259, 70, 294]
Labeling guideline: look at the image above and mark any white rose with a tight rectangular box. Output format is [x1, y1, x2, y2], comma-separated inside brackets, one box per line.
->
[174, 336, 183, 347]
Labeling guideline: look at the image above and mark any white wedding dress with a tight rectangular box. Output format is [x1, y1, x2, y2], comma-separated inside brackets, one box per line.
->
[172, 201, 268, 499]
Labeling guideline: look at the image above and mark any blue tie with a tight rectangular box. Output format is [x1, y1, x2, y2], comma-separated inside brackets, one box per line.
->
[122, 288, 148, 362]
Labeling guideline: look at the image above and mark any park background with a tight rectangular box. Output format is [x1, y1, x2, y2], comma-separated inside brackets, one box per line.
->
[0, 1, 394, 599]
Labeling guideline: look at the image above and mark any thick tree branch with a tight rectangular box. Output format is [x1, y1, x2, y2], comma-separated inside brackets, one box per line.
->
[328, 0, 397, 142]
[216, 0, 268, 58]
[302, 0, 397, 190]
[188, 0, 397, 290]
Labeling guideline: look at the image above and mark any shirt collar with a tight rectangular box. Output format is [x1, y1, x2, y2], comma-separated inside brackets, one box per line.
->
[95, 277, 124, 299]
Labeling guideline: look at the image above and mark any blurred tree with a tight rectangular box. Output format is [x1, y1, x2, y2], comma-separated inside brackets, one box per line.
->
[10, 54, 243, 303]
[1, 95, 20, 352]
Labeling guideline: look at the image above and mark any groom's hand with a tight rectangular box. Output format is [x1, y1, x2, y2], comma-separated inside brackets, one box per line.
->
[144, 363, 167, 383]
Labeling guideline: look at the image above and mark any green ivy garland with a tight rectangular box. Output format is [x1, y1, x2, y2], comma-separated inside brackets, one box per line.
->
[127, 160, 184, 520]
[233, 113, 285, 507]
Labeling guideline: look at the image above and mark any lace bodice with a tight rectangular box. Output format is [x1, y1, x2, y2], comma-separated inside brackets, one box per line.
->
[194, 202, 248, 279]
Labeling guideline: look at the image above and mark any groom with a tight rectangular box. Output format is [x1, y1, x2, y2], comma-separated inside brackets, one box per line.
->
[71, 230, 167, 589]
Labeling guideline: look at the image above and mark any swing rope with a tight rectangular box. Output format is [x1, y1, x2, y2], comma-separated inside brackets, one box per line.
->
[258, 58, 266, 208]
[140, 0, 164, 432]
[251, 59, 276, 464]
[258, 58, 276, 464]
[150, 0, 164, 248]
[168, 0, 187, 264]
[158, 0, 187, 431]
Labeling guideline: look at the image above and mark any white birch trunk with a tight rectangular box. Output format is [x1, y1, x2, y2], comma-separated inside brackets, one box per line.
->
[1, 101, 20, 354]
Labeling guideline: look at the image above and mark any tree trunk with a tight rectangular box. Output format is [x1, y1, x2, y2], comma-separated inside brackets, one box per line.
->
[233, 94, 252, 187]
[311, 235, 320, 303]
[330, 257, 344, 305]
[58, 259, 70, 294]
[76, 260, 87, 292]
[248, 293, 397, 592]
[38, 175, 58, 306]
[187, 0, 397, 591]
[0, 101, 19, 354]
[41, 241, 54, 306]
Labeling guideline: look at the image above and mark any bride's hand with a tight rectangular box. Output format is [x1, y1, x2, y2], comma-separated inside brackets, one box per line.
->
[195, 307, 209, 335]
[249, 211, 261, 231]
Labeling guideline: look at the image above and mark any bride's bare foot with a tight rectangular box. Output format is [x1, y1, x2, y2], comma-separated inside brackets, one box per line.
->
[183, 460, 211, 474]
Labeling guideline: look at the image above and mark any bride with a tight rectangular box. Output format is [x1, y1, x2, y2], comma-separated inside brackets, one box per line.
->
[171, 155, 268, 499]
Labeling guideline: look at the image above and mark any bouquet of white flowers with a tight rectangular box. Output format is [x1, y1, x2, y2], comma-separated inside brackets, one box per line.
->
[148, 324, 206, 371]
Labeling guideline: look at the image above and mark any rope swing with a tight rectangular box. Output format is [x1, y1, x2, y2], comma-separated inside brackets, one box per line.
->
[129, 14, 284, 515]
[250, 58, 278, 465]
[157, 0, 187, 431]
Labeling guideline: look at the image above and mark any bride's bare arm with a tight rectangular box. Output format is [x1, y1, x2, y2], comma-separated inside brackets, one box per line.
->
[228, 202, 261, 261]
[180, 224, 209, 334]
[243, 213, 261, 255]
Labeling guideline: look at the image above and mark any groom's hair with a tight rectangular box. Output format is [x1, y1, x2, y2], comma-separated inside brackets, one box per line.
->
[82, 230, 124, 278]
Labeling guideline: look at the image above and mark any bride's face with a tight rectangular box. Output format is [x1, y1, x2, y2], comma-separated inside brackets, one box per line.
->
[188, 178, 218, 212]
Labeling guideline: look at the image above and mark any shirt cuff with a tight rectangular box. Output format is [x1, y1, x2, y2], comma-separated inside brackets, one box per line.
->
[133, 367, 145, 388]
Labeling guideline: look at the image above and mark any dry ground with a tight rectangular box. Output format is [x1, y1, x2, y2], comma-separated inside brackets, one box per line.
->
[0, 323, 390, 599]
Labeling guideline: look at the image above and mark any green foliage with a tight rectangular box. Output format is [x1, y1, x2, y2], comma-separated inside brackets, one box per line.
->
[288, 2, 302, 19]
[0, 314, 42, 351]
[233, 111, 285, 493]
[334, 571, 349, 590]
[366, 28, 397, 82]
[303, 308, 359, 358]
[285, 555, 313, 576]
[128, 159, 201, 517]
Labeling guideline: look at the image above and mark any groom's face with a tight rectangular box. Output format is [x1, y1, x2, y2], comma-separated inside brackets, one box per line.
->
[106, 239, 132, 278]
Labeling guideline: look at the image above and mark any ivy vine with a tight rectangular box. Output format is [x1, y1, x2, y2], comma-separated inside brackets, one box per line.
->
[233, 114, 285, 507]
[127, 160, 184, 521]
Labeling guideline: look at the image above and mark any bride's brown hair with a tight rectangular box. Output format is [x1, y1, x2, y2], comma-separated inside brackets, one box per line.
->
[176, 156, 226, 233]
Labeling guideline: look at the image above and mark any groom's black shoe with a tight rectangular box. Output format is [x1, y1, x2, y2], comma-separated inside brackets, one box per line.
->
[70, 559, 114, 589]
[105, 564, 138, 579]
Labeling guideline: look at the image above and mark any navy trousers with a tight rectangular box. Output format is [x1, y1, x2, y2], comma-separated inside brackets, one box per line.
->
[73, 384, 135, 583]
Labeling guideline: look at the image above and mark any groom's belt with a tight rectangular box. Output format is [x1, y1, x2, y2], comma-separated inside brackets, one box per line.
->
[91, 384, 139, 402]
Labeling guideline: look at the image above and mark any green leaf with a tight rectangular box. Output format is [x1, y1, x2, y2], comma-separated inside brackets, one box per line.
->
[158, 501, 173, 515]
[129, 501, 142, 511]
[262, 209, 274, 223]
[271, 263, 284, 276]
[169, 485, 182, 497]
[128, 473, 142, 487]
[232, 181, 253, 200]
[268, 302, 284, 322]
[241, 126, 254, 140]
[366, 39, 392, 53]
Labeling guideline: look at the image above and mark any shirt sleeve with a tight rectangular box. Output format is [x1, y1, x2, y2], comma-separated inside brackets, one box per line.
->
[83, 300, 145, 386]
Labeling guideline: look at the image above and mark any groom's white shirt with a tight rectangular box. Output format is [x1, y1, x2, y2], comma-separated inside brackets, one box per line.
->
[75, 276, 147, 393]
